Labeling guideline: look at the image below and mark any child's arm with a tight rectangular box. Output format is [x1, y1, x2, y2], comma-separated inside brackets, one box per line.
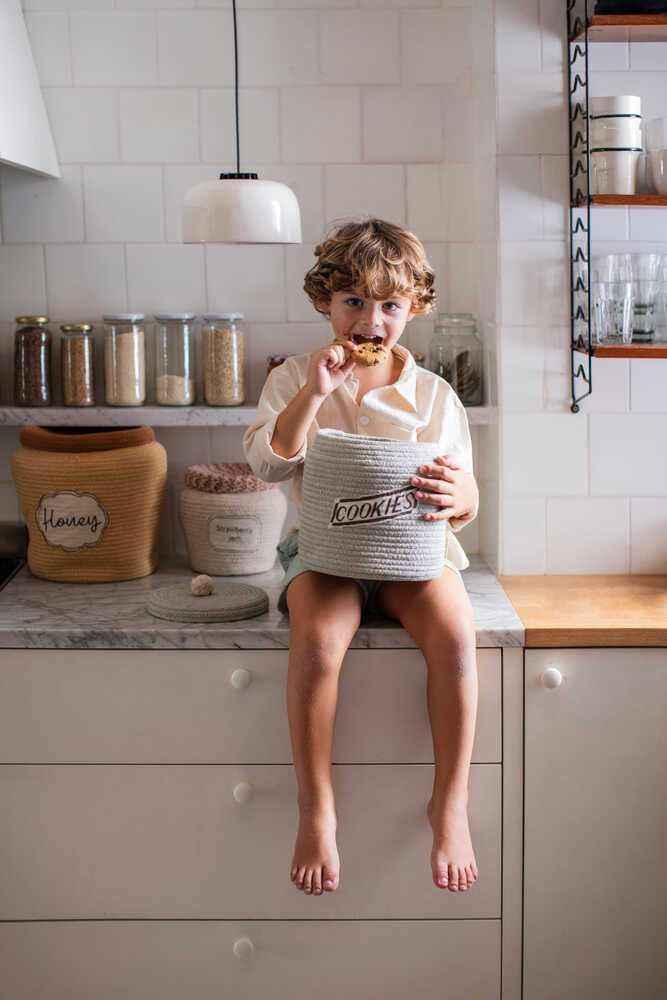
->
[412, 394, 479, 531]
[242, 360, 312, 482]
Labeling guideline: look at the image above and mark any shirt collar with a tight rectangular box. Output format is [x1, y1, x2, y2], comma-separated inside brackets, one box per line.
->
[345, 342, 418, 411]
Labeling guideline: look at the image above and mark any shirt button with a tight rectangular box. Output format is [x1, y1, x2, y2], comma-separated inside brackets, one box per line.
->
[359, 415, 370, 426]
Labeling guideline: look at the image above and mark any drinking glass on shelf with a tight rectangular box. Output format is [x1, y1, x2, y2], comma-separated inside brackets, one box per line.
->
[596, 281, 634, 345]
[593, 253, 633, 283]
[630, 254, 662, 343]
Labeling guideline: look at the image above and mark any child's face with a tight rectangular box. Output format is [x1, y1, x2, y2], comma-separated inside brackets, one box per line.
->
[325, 289, 415, 363]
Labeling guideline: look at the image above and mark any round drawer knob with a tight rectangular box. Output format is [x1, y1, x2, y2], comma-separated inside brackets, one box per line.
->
[233, 936, 254, 959]
[233, 782, 254, 803]
[541, 667, 563, 689]
[230, 668, 252, 689]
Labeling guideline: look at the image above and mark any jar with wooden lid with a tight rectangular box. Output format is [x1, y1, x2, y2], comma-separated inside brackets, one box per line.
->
[13, 316, 53, 406]
[153, 313, 195, 406]
[202, 313, 245, 406]
[60, 323, 95, 406]
[103, 314, 146, 406]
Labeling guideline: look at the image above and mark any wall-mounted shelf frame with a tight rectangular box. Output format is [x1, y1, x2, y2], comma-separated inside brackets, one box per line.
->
[566, 2, 667, 412]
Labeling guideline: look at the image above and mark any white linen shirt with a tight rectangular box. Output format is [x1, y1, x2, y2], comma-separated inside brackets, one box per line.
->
[242, 343, 479, 570]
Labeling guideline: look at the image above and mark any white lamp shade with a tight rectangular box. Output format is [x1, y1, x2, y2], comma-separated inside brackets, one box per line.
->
[182, 177, 302, 244]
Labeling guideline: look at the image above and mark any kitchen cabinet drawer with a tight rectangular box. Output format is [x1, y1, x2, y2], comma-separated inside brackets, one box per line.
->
[0, 918, 501, 1000]
[0, 648, 501, 764]
[0, 763, 501, 920]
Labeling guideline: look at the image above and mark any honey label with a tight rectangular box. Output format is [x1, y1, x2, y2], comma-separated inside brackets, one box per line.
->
[35, 491, 109, 551]
[329, 485, 417, 528]
[208, 515, 261, 552]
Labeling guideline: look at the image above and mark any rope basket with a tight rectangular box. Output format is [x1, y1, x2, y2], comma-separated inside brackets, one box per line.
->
[178, 462, 287, 575]
[10, 426, 167, 583]
[299, 428, 449, 581]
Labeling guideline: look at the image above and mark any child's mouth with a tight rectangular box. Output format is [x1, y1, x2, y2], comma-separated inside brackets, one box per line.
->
[352, 334, 383, 345]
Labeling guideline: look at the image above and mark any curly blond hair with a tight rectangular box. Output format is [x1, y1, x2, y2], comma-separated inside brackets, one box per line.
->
[303, 217, 437, 318]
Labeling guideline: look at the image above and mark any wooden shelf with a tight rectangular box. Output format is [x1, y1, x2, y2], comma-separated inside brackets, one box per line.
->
[590, 195, 667, 207]
[573, 15, 667, 43]
[0, 404, 499, 427]
[574, 342, 667, 358]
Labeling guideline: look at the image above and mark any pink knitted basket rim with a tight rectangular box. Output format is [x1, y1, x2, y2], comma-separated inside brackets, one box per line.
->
[184, 462, 279, 493]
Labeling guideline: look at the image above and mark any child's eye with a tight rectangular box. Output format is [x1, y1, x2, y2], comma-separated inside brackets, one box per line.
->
[345, 298, 362, 307]
[384, 303, 399, 311]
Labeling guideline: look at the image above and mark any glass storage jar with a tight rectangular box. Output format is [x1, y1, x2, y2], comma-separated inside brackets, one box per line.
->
[153, 313, 196, 406]
[14, 316, 53, 406]
[202, 313, 245, 405]
[429, 312, 483, 405]
[103, 314, 146, 406]
[60, 324, 95, 407]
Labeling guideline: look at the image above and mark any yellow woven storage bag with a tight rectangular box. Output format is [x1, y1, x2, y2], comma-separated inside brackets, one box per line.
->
[11, 425, 167, 583]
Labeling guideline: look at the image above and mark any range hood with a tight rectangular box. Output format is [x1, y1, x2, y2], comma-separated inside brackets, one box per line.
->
[0, 0, 60, 178]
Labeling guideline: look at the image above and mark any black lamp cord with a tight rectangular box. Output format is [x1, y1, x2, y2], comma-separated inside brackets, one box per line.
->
[232, 0, 240, 174]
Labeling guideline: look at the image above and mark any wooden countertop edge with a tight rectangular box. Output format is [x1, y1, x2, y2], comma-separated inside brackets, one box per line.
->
[524, 627, 667, 648]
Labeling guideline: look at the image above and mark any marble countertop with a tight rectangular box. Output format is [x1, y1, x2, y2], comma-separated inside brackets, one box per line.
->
[0, 556, 523, 649]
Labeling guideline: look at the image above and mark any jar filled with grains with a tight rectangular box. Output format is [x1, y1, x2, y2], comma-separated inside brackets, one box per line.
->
[14, 316, 53, 406]
[60, 324, 95, 407]
[202, 313, 245, 406]
[103, 314, 146, 406]
[153, 313, 196, 406]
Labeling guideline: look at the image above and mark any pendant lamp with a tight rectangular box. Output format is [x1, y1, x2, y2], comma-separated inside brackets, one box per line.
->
[182, 0, 302, 245]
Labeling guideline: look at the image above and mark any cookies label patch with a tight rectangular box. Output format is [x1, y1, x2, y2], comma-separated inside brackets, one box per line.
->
[36, 491, 109, 551]
[329, 485, 417, 527]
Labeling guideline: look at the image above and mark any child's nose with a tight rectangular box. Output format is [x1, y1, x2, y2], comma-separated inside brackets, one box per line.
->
[362, 303, 384, 326]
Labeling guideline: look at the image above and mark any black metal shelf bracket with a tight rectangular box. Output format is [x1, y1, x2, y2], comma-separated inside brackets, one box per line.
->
[567, 0, 592, 412]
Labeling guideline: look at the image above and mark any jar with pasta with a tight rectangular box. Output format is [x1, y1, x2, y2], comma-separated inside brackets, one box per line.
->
[103, 314, 146, 406]
[202, 313, 245, 406]
[153, 313, 196, 406]
[60, 323, 95, 406]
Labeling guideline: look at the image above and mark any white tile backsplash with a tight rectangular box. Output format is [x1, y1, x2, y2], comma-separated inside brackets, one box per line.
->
[630, 498, 667, 573]
[126, 244, 206, 314]
[282, 88, 361, 163]
[320, 11, 400, 86]
[157, 11, 234, 86]
[590, 414, 667, 496]
[0, 245, 47, 319]
[238, 11, 319, 87]
[501, 498, 546, 574]
[546, 497, 630, 573]
[71, 12, 158, 86]
[0, 166, 84, 244]
[497, 73, 567, 156]
[401, 10, 472, 86]
[502, 412, 588, 497]
[363, 87, 443, 163]
[497, 156, 542, 241]
[24, 12, 72, 87]
[205, 245, 286, 321]
[200, 89, 280, 164]
[41, 89, 120, 165]
[325, 165, 404, 227]
[84, 166, 165, 242]
[120, 90, 199, 163]
[630, 359, 667, 413]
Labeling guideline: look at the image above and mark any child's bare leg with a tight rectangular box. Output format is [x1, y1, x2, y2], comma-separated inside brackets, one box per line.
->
[375, 567, 479, 893]
[285, 570, 363, 896]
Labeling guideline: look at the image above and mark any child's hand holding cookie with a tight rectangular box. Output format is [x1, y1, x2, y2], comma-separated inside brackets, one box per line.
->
[410, 455, 478, 523]
[306, 340, 358, 399]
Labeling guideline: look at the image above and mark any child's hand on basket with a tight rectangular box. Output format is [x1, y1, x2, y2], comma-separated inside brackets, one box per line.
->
[410, 455, 478, 522]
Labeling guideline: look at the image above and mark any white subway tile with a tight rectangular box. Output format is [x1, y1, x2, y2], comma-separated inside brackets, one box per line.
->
[363, 87, 442, 163]
[499, 241, 569, 327]
[245, 322, 323, 401]
[24, 13, 71, 87]
[630, 497, 667, 572]
[126, 245, 206, 315]
[541, 155, 569, 241]
[238, 11, 318, 86]
[629, 42, 667, 71]
[321, 12, 399, 85]
[406, 164, 474, 242]
[442, 86, 475, 163]
[362, 0, 440, 7]
[629, 209, 667, 242]
[630, 358, 667, 412]
[503, 412, 588, 496]
[0, 246, 47, 320]
[501, 498, 546, 574]
[542, 327, 569, 412]
[402, 10, 472, 85]
[444, 243, 476, 314]
[277, 0, 352, 7]
[546, 497, 630, 573]
[326, 165, 404, 226]
[119, 0, 194, 8]
[205, 245, 286, 321]
[120, 89, 198, 163]
[496, 0, 540, 74]
[588, 42, 629, 72]
[45, 245, 126, 320]
[42, 89, 119, 164]
[577, 357, 629, 413]
[84, 166, 164, 243]
[164, 165, 216, 243]
[498, 156, 542, 241]
[499, 326, 544, 412]
[285, 244, 331, 323]
[23, 0, 112, 8]
[157, 11, 233, 86]
[283, 88, 360, 163]
[590, 413, 667, 495]
[201, 89, 279, 164]
[1, 165, 83, 244]
[589, 205, 629, 241]
[70, 12, 157, 86]
[497, 73, 567, 156]
[258, 165, 324, 243]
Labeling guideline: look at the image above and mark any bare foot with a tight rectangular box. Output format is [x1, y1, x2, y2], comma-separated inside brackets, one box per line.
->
[426, 795, 479, 892]
[290, 805, 340, 895]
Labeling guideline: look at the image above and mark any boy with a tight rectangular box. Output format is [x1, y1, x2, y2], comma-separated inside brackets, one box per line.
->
[243, 218, 480, 898]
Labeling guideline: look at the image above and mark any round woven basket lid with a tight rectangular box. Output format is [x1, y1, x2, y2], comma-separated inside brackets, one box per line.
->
[146, 580, 269, 622]
[184, 461, 279, 494]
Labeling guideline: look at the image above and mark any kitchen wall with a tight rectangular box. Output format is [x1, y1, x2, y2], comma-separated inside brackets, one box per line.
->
[496, 0, 667, 574]
[0, 0, 499, 568]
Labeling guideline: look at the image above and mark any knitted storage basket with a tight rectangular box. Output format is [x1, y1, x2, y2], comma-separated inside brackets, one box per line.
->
[178, 462, 287, 576]
[299, 428, 449, 581]
[11, 426, 167, 583]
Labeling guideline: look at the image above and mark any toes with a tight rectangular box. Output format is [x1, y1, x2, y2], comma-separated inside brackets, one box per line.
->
[435, 868, 449, 888]
[448, 863, 458, 891]
[323, 867, 337, 891]
[458, 868, 467, 891]
[294, 865, 306, 889]
[303, 869, 313, 894]
[465, 864, 475, 887]
[311, 869, 323, 896]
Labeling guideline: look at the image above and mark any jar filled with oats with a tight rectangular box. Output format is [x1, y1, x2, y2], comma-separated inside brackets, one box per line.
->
[103, 314, 146, 406]
[153, 313, 196, 406]
[202, 313, 245, 406]
[60, 323, 95, 406]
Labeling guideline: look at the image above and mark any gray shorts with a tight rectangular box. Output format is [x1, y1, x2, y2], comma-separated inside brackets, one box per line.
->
[276, 529, 462, 616]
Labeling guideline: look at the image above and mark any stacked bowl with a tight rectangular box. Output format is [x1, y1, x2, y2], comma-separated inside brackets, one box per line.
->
[590, 96, 642, 195]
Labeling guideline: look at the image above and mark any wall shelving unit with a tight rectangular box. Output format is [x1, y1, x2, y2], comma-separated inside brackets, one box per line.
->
[567, 3, 667, 412]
